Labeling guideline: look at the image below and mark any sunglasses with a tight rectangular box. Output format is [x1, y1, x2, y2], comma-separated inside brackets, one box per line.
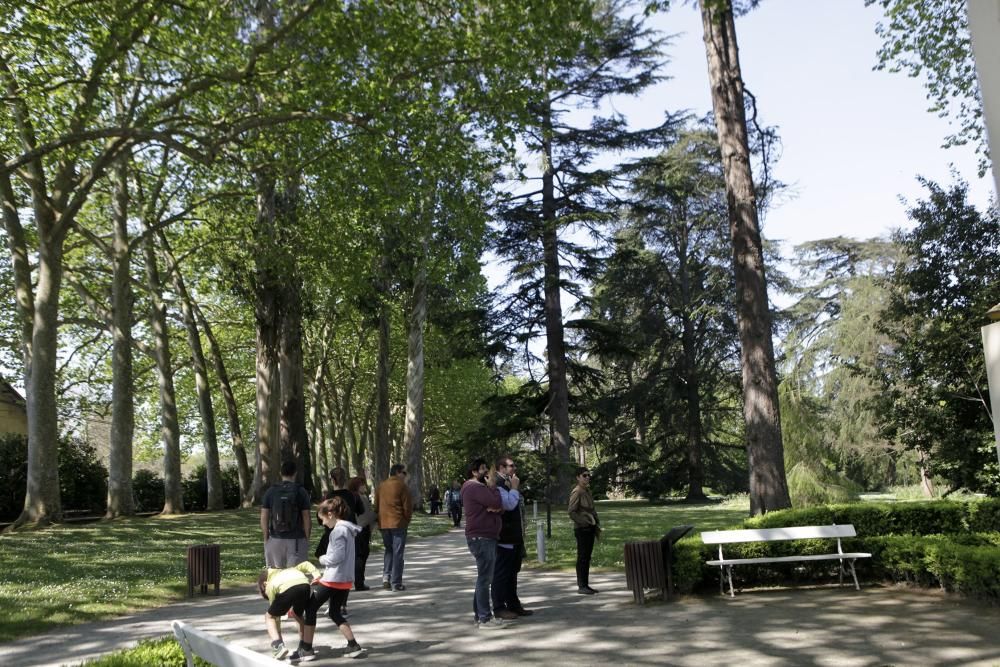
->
[581, 473, 591, 478]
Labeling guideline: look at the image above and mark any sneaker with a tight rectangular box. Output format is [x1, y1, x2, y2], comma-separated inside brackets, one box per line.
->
[355, 583, 371, 591]
[495, 608, 519, 620]
[392, 584, 406, 591]
[289, 647, 316, 663]
[343, 644, 368, 658]
[477, 617, 513, 630]
[382, 581, 392, 590]
[577, 586, 598, 595]
[272, 642, 289, 660]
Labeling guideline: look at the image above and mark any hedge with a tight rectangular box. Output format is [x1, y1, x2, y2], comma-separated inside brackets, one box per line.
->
[670, 499, 1000, 601]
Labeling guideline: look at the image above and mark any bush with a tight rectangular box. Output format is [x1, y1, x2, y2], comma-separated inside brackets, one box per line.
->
[182, 464, 243, 511]
[80, 636, 210, 666]
[132, 469, 164, 512]
[0, 434, 106, 520]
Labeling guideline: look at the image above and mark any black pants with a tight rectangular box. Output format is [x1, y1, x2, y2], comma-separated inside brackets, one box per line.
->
[306, 584, 350, 626]
[355, 528, 371, 588]
[448, 502, 462, 527]
[491, 544, 523, 612]
[574, 526, 596, 588]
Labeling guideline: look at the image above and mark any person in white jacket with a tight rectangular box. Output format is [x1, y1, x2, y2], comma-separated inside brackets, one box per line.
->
[303, 496, 367, 660]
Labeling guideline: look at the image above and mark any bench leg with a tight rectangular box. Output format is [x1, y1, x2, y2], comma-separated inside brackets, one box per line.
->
[726, 565, 735, 598]
[838, 560, 845, 587]
[849, 559, 860, 591]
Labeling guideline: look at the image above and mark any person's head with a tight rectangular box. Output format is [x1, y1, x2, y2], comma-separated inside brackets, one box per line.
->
[257, 569, 270, 599]
[496, 455, 516, 478]
[347, 475, 368, 495]
[575, 466, 591, 488]
[280, 459, 296, 479]
[390, 463, 407, 478]
[467, 457, 488, 482]
[330, 467, 347, 489]
[318, 496, 350, 528]
[452, 480, 461, 490]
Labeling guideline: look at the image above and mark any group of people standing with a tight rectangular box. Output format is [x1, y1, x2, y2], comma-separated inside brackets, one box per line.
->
[256, 456, 603, 656]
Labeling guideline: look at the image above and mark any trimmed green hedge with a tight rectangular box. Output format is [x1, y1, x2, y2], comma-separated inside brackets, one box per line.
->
[671, 499, 1000, 600]
[80, 636, 210, 666]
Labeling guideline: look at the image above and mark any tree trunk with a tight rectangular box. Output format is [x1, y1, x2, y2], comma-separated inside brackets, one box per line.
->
[195, 303, 253, 507]
[541, 100, 574, 505]
[160, 232, 223, 510]
[279, 282, 311, 494]
[254, 172, 282, 501]
[404, 244, 428, 511]
[106, 154, 136, 518]
[699, 0, 790, 514]
[142, 230, 183, 514]
[374, 255, 392, 484]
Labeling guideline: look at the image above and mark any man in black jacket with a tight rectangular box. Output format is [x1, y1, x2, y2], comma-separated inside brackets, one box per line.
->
[491, 455, 533, 618]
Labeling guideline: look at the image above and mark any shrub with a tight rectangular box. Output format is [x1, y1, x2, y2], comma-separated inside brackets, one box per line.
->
[80, 636, 210, 666]
[0, 434, 28, 520]
[132, 469, 164, 512]
[182, 464, 243, 511]
[0, 434, 106, 520]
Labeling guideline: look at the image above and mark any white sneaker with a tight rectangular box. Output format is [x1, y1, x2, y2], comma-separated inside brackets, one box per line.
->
[477, 617, 513, 630]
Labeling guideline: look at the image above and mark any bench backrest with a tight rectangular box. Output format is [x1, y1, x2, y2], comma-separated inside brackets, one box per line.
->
[700, 524, 857, 545]
[171, 620, 284, 667]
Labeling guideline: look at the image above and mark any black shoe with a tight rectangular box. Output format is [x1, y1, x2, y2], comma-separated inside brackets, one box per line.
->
[577, 586, 597, 595]
[513, 608, 534, 616]
[393, 584, 406, 591]
[355, 584, 371, 591]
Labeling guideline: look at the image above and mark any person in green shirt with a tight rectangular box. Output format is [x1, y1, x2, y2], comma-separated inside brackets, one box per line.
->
[257, 561, 320, 660]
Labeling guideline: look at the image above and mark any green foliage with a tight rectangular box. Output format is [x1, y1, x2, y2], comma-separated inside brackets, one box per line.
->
[0, 434, 107, 520]
[181, 465, 242, 512]
[874, 179, 1000, 495]
[132, 470, 165, 513]
[785, 461, 861, 507]
[80, 636, 210, 667]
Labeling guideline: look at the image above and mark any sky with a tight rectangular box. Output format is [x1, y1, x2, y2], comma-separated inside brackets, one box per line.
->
[622, 0, 994, 253]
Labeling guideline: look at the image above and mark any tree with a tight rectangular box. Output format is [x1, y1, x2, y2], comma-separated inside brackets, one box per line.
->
[698, 0, 790, 514]
[866, 0, 989, 176]
[875, 179, 1000, 495]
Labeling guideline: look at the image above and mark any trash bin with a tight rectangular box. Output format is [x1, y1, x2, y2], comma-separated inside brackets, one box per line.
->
[624, 524, 693, 604]
[186, 544, 220, 597]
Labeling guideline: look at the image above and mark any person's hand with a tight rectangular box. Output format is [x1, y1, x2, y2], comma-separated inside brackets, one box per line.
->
[486, 472, 497, 488]
[510, 473, 520, 491]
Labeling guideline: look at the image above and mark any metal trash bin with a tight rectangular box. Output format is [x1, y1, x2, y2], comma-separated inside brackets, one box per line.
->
[186, 544, 221, 597]
[624, 524, 693, 604]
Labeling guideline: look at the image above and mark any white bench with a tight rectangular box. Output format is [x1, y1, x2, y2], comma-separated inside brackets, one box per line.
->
[171, 620, 285, 667]
[700, 524, 872, 597]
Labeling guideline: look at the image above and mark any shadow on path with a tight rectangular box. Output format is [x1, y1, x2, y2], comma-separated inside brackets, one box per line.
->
[3, 527, 1000, 666]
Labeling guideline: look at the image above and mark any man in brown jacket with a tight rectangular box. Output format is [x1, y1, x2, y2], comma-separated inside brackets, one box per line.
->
[374, 463, 413, 591]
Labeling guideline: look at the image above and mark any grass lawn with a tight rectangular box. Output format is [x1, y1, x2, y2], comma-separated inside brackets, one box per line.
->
[523, 497, 749, 571]
[0, 509, 452, 643]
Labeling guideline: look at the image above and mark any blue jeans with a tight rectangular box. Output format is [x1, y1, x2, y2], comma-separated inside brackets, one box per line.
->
[467, 537, 497, 622]
[381, 528, 407, 586]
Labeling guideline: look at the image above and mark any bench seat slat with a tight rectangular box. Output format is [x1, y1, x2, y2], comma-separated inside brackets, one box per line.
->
[707, 552, 871, 566]
[701, 525, 857, 544]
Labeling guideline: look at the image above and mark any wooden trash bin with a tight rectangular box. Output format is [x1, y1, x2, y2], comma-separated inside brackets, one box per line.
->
[624, 525, 693, 604]
[186, 544, 221, 597]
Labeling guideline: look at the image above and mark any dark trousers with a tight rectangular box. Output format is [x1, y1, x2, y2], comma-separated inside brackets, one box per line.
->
[467, 537, 497, 622]
[491, 544, 523, 612]
[448, 502, 462, 527]
[574, 526, 596, 588]
[355, 528, 371, 588]
[381, 528, 407, 586]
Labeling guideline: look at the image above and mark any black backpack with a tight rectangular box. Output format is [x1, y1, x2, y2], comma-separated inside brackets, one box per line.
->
[270, 482, 299, 534]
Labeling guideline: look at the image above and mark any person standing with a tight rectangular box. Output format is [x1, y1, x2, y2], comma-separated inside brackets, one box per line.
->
[348, 475, 376, 590]
[261, 459, 312, 567]
[374, 463, 413, 591]
[315, 467, 362, 558]
[428, 486, 441, 515]
[462, 458, 510, 629]
[568, 466, 600, 595]
[446, 480, 463, 527]
[492, 455, 532, 618]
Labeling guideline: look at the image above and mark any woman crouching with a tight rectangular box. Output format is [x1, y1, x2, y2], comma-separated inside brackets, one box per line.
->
[309, 496, 367, 658]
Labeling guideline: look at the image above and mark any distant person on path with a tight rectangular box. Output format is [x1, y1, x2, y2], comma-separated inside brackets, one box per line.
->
[492, 454, 532, 618]
[348, 475, 376, 590]
[568, 466, 600, 594]
[315, 467, 362, 558]
[261, 459, 312, 567]
[462, 458, 510, 629]
[374, 463, 413, 591]
[428, 485, 441, 515]
[446, 480, 463, 527]
[257, 560, 321, 660]
[305, 496, 367, 659]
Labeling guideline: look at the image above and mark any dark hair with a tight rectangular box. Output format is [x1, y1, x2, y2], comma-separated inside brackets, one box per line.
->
[467, 458, 487, 479]
[495, 454, 513, 468]
[575, 466, 590, 478]
[319, 496, 349, 521]
[347, 476, 367, 493]
[390, 463, 406, 476]
[280, 459, 297, 477]
[258, 569, 269, 599]
[330, 467, 347, 488]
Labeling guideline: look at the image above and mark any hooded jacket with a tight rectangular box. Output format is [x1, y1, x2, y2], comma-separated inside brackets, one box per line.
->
[320, 520, 363, 584]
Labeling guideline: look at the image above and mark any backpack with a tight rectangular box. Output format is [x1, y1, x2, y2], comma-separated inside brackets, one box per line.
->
[269, 482, 299, 534]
